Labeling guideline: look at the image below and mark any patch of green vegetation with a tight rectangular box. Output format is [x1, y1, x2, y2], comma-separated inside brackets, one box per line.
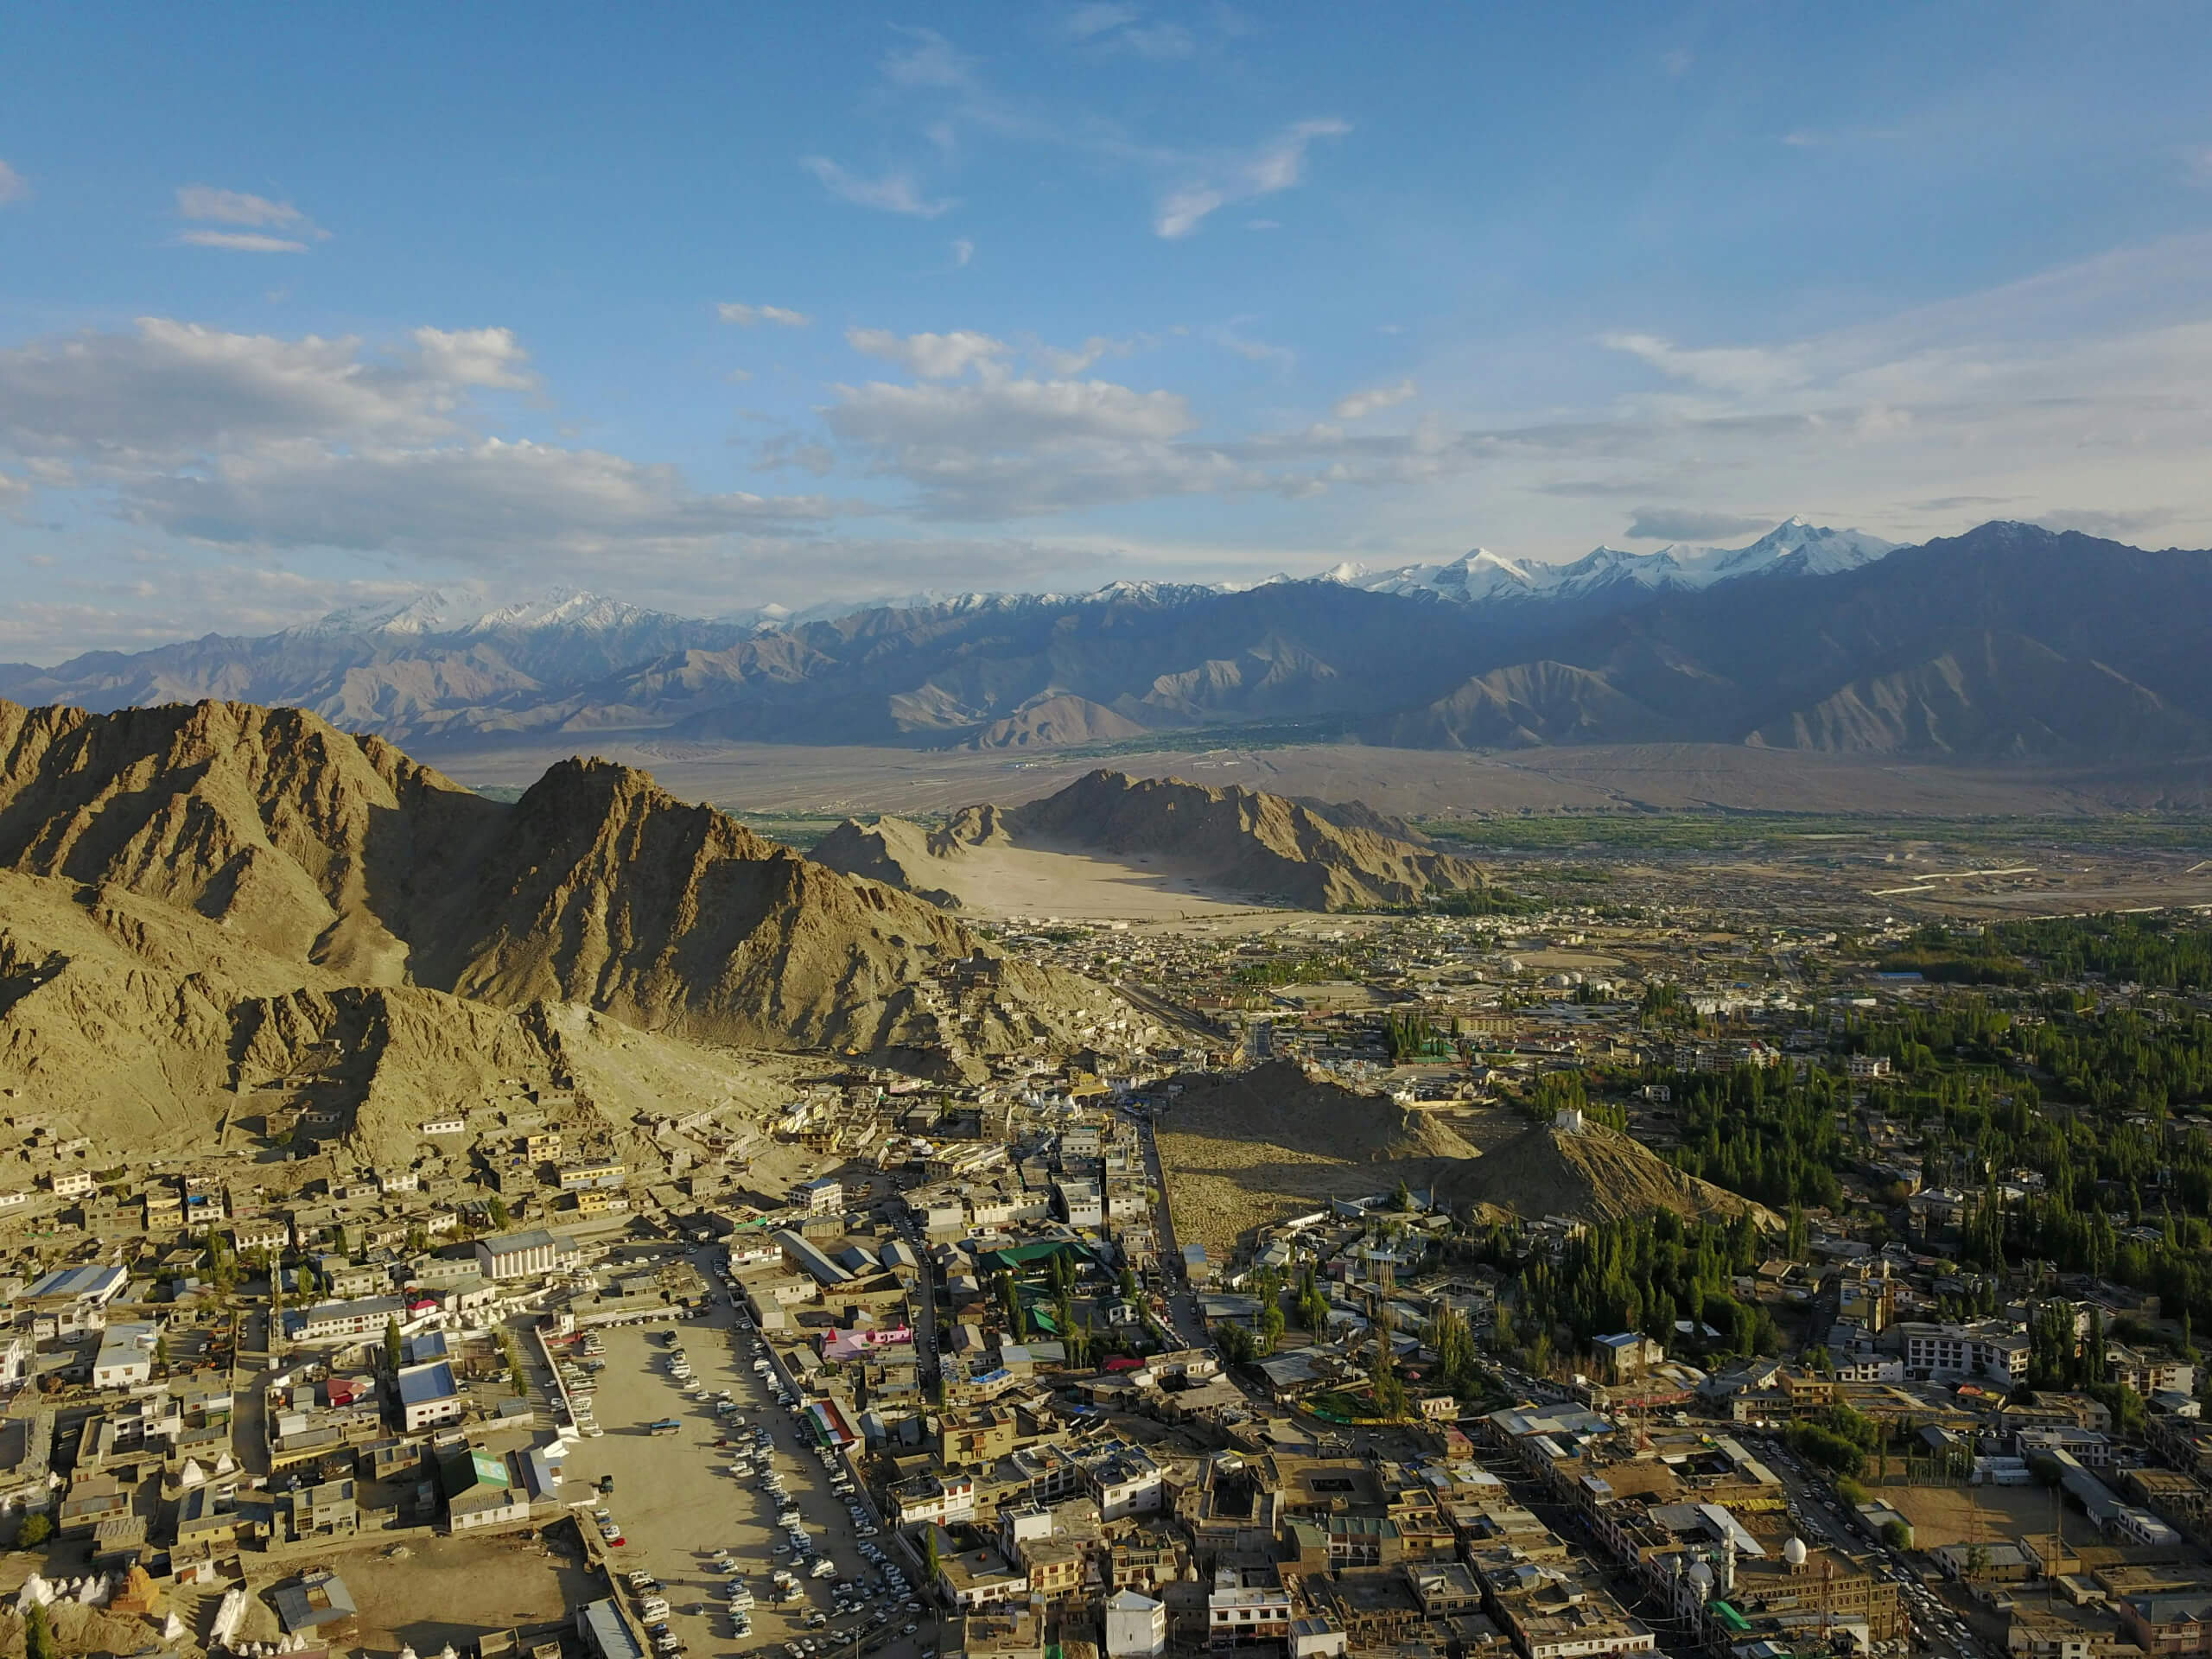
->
[1055, 716, 1358, 760]
[1412, 811, 2212, 855]
[472, 784, 528, 803]
[726, 811, 853, 852]
[1230, 950, 1362, 988]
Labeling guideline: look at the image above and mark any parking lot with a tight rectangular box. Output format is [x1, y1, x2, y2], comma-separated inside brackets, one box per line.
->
[554, 1255, 938, 1659]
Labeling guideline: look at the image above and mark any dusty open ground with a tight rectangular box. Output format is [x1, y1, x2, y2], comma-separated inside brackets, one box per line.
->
[556, 1275, 938, 1659]
[856, 836, 1269, 922]
[340, 1530, 600, 1654]
[1882, 1482, 2097, 1550]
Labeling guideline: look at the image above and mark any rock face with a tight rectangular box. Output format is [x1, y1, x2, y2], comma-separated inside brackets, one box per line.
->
[811, 769, 1488, 912]
[0, 698, 1129, 1146]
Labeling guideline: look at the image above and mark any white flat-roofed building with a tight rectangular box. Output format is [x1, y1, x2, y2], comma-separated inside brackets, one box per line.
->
[475, 1228, 563, 1281]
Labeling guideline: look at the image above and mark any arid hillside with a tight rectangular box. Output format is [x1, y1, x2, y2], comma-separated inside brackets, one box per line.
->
[0, 698, 1138, 1148]
[811, 769, 1489, 912]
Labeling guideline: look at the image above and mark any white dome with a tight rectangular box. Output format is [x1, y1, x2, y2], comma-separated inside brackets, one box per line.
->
[1687, 1561, 1714, 1588]
[1783, 1537, 1808, 1567]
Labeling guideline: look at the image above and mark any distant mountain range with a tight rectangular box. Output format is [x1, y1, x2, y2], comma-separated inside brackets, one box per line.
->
[6, 519, 2211, 762]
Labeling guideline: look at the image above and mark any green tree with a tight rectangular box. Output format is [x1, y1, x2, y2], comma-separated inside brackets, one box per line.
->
[487, 1195, 512, 1230]
[1880, 1519, 1912, 1551]
[24, 1603, 55, 1659]
[154, 1335, 170, 1371]
[385, 1316, 404, 1372]
[921, 1526, 941, 1586]
[1215, 1322, 1259, 1363]
[1296, 1268, 1331, 1335]
[17, 1512, 53, 1551]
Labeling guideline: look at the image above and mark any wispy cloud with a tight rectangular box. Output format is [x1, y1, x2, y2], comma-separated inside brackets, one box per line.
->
[1332, 379, 1417, 421]
[178, 230, 312, 254]
[1624, 507, 1770, 541]
[1154, 118, 1349, 238]
[950, 238, 975, 269]
[717, 302, 813, 327]
[801, 156, 955, 219]
[1601, 331, 1808, 396]
[0, 162, 28, 207]
[1210, 322, 1295, 372]
[175, 183, 330, 251]
[1065, 4, 1198, 59]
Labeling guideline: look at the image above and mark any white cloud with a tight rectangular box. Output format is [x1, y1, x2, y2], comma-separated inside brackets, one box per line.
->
[951, 238, 975, 268]
[1332, 379, 1418, 421]
[0, 316, 831, 565]
[717, 302, 813, 327]
[177, 230, 311, 254]
[1661, 48, 1693, 76]
[0, 317, 505, 461]
[801, 156, 954, 219]
[829, 375, 1194, 450]
[410, 327, 536, 389]
[1154, 118, 1349, 238]
[845, 327, 1007, 380]
[125, 438, 834, 556]
[0, 162, 28, 206]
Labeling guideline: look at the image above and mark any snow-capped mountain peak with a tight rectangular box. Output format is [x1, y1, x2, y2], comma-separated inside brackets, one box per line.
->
[296, 590, 461, 637]
[462, 588, 653, 634]
[1318, 518, 1898, 607]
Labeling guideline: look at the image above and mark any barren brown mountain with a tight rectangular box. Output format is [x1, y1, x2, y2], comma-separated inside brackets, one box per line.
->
[811, 768, 1488, 911]
[0, 698, 1131, 1150]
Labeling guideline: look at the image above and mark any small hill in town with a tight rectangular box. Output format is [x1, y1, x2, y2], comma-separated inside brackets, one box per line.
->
[1165, 1061, 1480, 1162]
[1433, 1121, 1776, 1227]
[1154, 1061, 1484, 1257]
[1150, 1061, 1770, 1257]
[0, 697, 1138, 1147]
[810, 769, 1489, 912]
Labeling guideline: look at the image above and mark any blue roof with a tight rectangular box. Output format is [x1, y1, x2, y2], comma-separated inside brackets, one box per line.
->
[397, 1360, 458, 1404]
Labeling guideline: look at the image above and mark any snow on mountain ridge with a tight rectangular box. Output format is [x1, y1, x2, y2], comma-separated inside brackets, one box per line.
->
[1322, 518, 1898, 604]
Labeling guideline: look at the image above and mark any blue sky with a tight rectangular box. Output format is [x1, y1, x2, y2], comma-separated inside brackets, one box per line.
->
[3, 1, 2211, 654]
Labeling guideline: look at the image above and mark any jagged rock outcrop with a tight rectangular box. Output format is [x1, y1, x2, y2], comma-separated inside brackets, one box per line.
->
[811, 769, 1489, 912]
